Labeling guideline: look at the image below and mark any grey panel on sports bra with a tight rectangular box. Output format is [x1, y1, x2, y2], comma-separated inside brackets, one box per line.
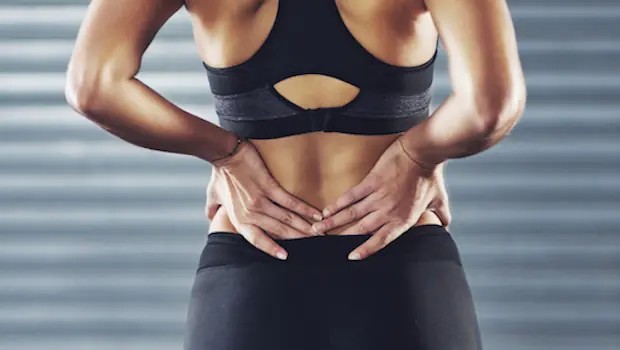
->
[215, 85, 432, 123]
[341, 89, 432, 119]
[213, 86, 299, 121]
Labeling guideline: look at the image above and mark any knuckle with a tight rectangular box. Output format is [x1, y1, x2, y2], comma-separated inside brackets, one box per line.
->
[376, 188, 390, 200]
[244, 210, 258, 222]
[340, 193, 354, 205]
[393, 218, 407, 227]
[285, 197, 298, 210]
[263, 177, 278, 189]
[379, 232, 393, 246]
[247, 196, 263, 210]
[346, 206, 358, 221]
[356, 221, 368, 234]
[365, 176, 381, 191]
[271, 223, 286, 238]
[279, 211, 293, 224]
[362, 175, 377, 188]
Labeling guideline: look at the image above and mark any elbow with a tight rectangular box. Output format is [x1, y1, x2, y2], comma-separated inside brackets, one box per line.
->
[65, 68, 105, 115]
[65, 58, 127, 115]
[470, 79, 527, 136]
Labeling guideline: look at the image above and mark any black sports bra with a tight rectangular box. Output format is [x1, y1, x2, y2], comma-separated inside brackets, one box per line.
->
[203, 0, 437, 140]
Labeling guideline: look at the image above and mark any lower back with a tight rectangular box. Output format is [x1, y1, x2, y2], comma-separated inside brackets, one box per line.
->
[208, 73, 441, 236]
[253, 131, 401, 211]
[209, 131, 443, 236]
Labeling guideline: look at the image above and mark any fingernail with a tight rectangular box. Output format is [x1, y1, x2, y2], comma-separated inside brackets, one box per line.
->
[312, 223, 324, 234]
[348, 252, 361, 260]
[313, 213, 323, 221]
[322, 209, 331, 217]
[276, 251, 287, 260]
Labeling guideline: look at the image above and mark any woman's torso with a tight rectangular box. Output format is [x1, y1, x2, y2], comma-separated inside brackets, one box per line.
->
[184, 0, 442, 234]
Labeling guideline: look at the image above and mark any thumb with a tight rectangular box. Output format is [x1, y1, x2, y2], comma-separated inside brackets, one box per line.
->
[431, 172, 451, 228]
[431, 200, 451, 228]
[206, 203, 221, 221]
[205, 188, 221, 221]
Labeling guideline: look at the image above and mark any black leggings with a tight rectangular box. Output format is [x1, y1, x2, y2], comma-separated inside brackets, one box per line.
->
[183, 224, 483, 350]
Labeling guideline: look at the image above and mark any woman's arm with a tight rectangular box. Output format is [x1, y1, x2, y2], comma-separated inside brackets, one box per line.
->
[400, 0, 527, 167]
[65, 0, 238, 163]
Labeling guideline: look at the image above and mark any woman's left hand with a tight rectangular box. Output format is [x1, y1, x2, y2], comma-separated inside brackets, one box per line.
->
[313, 136, 451, 260]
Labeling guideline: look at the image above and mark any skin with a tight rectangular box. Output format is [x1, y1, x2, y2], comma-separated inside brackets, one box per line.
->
[193, 0, 444, 237]
[202, 0, 525, 258]
[310, 0, 527, 259]
[66, 0, 525, 259]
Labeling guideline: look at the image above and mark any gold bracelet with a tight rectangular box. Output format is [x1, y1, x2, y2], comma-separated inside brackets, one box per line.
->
[211, 137, 244, 163]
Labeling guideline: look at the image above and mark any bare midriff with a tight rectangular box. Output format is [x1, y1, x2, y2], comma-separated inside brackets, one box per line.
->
[209, 130, 444, 236]
[184, 0, 443, 236]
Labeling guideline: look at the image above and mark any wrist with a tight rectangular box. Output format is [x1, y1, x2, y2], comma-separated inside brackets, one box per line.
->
[210, 135, 246, 168]
[397, 134, 446, 170]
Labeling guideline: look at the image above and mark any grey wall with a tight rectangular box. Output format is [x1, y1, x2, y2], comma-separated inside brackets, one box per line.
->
[0, 0, 618, 349]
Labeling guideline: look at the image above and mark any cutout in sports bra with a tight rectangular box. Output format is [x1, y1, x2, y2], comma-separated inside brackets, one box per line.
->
[203, 0, 437, 139]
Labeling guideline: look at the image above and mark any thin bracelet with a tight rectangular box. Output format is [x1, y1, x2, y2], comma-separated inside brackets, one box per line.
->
[397, 137, 437, 172]
[211, 137, 245, 163]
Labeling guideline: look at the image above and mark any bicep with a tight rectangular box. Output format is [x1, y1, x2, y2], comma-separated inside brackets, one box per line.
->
[425, 0, 524, 98]
[69, 0, 183, 82]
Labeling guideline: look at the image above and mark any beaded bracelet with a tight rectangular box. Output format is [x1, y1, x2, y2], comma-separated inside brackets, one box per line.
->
[211, 136, 245, 163]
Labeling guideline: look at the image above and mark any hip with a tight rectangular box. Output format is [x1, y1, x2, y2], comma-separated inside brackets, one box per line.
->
[208, 205, 444, 236]
[185, 225, 483, 349]
[200, 223, 459, 269]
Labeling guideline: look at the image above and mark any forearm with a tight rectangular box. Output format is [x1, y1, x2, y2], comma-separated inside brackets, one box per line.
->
[400, 90, 525, 167]
[65, 75, 238, 163]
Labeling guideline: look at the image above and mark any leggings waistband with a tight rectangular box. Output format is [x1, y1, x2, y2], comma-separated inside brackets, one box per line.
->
[197, 224, 462, 270]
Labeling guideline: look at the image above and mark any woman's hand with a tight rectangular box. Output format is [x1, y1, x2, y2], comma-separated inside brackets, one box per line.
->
[312, 136, 451, 260]
[205, 140, 324, 260]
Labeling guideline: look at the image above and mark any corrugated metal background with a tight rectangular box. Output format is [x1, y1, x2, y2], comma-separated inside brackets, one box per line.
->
[0, 0, 618, 349]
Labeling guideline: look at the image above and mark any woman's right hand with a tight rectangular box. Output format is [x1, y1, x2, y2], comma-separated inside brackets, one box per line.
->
[205, 139, 324, 260]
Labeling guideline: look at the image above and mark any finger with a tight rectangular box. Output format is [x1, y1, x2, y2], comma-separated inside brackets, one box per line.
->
[261, 200, 317, 236]
[321, 177, 377, 218]
[237, 224, 288, 260]
[432, 203, 451, 228]
[335, 210, 386, 236]
[205, 189, 219, 220]
[206, 203, 220, 221]
[312, 194, 379, 234]
[245, 210, 309, 240]
[433, 176, 451, 228]
[347, 222, 407, 260]
[265, 179, 324, 222]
